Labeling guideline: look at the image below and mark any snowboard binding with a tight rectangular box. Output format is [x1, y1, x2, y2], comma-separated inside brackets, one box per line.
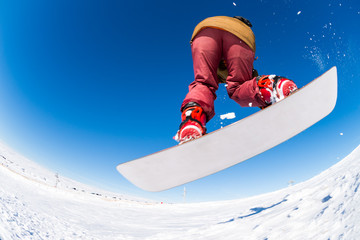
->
[257, 75, 298, 106]
[175, 102, 207, 144]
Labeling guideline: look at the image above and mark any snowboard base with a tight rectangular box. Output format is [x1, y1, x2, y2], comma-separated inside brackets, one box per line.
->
[117, 67, 338, 192]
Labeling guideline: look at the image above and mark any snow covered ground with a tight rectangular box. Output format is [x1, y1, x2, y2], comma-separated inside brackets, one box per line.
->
[1, 141, 359, 240]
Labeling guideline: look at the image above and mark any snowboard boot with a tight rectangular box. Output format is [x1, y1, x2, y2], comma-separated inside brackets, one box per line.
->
[175, 102, 207, 144]
[257, 75, 298, 106]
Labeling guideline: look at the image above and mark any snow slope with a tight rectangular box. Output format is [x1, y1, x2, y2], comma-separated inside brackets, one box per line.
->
[1, 141, 359, 239]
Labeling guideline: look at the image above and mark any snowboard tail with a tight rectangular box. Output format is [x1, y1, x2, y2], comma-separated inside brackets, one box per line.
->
[117, 67, 338, 192]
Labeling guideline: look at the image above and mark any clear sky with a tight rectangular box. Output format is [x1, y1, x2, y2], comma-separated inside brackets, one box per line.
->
[1, 0, 360, 202]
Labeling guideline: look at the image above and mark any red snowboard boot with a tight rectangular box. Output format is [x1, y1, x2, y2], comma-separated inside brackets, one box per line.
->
[175, 103, 207, 144]
[258, 75, 298, 106]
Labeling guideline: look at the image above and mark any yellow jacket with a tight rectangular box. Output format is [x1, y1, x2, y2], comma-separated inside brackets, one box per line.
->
[190, 16, 256, 52]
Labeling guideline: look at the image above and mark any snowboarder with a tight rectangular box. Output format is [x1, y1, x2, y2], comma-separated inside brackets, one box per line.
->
[175, 16, 298, 143]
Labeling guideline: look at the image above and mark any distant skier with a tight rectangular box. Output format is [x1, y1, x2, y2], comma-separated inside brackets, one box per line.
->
[175, 16, 298, 143]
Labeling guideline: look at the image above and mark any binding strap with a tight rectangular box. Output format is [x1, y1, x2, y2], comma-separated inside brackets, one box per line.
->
[179, 105, 207, 134]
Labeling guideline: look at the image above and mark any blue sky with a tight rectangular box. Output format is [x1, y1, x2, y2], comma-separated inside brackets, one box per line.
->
[1, 0, 360, 202]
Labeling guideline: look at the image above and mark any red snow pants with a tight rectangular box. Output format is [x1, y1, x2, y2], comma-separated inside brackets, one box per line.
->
[181, 28, 265, 121]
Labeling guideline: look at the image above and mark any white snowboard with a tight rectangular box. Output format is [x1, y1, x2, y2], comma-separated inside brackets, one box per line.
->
[117, 67, 338, 192]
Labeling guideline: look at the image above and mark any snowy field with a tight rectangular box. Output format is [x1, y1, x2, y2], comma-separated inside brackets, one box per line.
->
[1, 141, 359, 240]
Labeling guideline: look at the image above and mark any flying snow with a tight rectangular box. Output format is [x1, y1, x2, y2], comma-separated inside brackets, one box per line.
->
[220, 112, 236, 120]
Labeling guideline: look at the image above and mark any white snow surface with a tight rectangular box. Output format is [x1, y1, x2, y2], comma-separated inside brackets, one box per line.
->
[1, 141, 360, 239]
